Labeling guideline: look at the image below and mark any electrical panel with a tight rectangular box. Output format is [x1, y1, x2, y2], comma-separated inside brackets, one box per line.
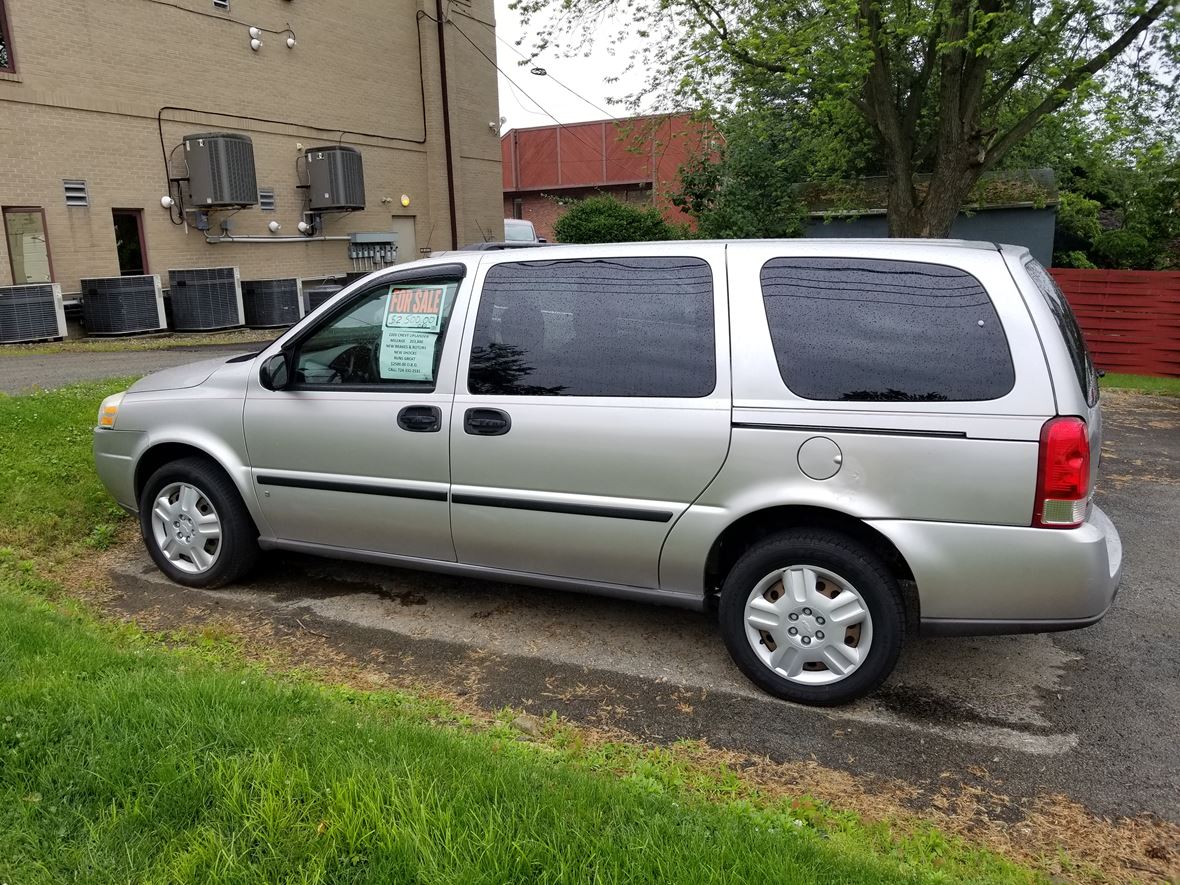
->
[168, 266, 245, 331]
[81, 275, 167, 335]
[0, 283, 67, 343]
[185, 133, 258, 208]
[306, 146, 365, 210]
[348, 232, 397, 273]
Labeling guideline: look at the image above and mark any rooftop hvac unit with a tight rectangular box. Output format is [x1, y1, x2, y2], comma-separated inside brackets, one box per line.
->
[241, 278, 305, 328]
[185, 133, 258, 208]
[304, 282, 343, 313]
[80, 275, 167, 335]
[0, 283, 67, 343]
[168, 267, 244, 331]
[306, 146, 365, 210]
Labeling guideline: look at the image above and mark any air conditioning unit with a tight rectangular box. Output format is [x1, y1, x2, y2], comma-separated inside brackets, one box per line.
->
[81, 275, 167, 335]
[303, 282, 343, 313]
[168, 267, 244, 331]
[185, 133, 258, 208]
[0, 283, 67, 343]
[306, 146, 365, 210]
[241, 278, 305, 328]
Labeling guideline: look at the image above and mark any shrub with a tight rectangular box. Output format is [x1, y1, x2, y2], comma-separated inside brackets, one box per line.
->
[553, 196, 679, 244]
[1091, 229, 1157, 270]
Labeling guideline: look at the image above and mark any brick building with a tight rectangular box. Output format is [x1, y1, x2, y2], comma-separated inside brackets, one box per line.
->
[0, 0, 503, 305]
[501, 114, 715, 241]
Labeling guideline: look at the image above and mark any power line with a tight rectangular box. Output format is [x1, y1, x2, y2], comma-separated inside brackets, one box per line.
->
[488, 28, 620, 122]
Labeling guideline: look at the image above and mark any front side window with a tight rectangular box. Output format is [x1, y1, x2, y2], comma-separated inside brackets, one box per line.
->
[760, 257, 1014, 402]
[468, 257, 716, 397]
[0, 0, 14, 73]
[293, 279, 458, 388]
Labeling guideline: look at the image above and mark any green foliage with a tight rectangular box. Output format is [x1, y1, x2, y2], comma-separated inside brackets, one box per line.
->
[1091, 229, 1158, 270]
[1052, 250, 1097, 269]
[553, 195, 679, 244]
[1055, 191, 1103, 244]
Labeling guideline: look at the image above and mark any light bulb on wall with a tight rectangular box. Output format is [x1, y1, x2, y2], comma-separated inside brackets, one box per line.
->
[248, 26, 262, 38]
[286, 35, 297, 48]
[268, 221, 282, 233]
[297, 221, 312, 234]
[400, 194, 411, 207]
[160, 195, 175, 208]
[250, 37, 262, 50]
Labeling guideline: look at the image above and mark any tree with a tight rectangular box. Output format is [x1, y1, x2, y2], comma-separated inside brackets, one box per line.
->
[553, 195, 680, 243]
[514, 0, 1178, 238]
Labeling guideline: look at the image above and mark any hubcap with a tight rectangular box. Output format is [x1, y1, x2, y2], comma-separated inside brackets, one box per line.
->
[150, 482, 222, 575]
[743, 566, 873, 685]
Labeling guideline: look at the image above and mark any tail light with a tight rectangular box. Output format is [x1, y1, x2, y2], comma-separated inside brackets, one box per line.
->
[1033, 416, 1090, 528]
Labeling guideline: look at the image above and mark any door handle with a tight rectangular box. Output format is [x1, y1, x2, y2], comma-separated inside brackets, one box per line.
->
[397, 405, 442, 433]
[464, 407, 511, 436]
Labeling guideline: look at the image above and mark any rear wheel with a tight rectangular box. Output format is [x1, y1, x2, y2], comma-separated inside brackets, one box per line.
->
[718, 530, 904, 705]
[138, 457, 258, 588]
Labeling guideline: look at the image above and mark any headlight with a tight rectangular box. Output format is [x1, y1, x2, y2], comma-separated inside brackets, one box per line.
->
[97, 392, 125, 429]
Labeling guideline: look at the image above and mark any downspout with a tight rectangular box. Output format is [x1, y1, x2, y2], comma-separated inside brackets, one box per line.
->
[436, 0, 459, 250]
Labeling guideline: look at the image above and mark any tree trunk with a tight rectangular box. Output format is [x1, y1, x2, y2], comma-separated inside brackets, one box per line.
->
[886, 154, 983, 238]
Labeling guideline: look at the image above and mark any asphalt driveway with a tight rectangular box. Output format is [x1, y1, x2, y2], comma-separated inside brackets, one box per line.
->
[100, 390, 1180, 826]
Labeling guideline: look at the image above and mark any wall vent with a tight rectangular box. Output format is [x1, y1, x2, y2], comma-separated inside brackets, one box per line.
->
[258, 188, 276, 211]
[0, 283, 67, 343]
[242, 278, 304, 328]
[306, 146, 366, 211]
[212, 0, 229, 9]
[63, 180, 89, 207]
[168, 267, 244, 331]
[184, 133, 258, 208]
[81, 275, 167, 335]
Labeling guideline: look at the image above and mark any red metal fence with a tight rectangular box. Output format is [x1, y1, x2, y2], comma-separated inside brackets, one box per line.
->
[1050, 269, 1180, 378]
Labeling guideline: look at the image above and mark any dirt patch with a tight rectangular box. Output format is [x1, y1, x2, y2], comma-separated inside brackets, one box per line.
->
[58, 540, 1180, 884]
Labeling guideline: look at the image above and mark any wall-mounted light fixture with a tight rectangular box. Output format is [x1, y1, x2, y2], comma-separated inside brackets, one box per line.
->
[268, 221, 282, 233]
[401, 194, 411, 207]
[160, 195, 175, 208]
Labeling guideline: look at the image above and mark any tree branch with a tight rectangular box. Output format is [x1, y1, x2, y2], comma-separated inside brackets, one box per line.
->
[683, 0, 791, 74]
[983, 0, 1171, 170]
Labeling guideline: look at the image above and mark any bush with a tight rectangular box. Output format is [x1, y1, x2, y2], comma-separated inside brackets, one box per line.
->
[1052, 250, 1097, 269]
[1091, 229, 1157, 270]
[553, 196, 679, 244]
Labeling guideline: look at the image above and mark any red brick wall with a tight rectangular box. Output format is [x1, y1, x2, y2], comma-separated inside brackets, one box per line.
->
[502, 185, 653, 242]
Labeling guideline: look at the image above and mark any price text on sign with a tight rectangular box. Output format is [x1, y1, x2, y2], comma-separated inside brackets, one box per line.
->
[386, 287, 445, 332]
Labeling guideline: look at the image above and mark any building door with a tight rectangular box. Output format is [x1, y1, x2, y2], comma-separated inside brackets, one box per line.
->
[3, 207, 54, 284]
[112, 209, 147, 276]
[390, 215, 417, 264]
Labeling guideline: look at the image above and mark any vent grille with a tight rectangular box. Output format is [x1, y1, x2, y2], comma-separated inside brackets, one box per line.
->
[213, 0, 229, 9]
[64, 180, 89, 207]
[168, 267, 244, 331]
[304, 283, 344, 313]
[81, 275, 167, 335]
[0, 284, 67, 343]
[258, 188, 276, 211]
[242, 278, 304, 328]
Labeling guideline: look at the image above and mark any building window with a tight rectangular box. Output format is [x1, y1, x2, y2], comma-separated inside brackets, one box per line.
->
[258, 188, 276, 211]
[63, 180, 89, 208]
[3, 207, 55, 284]
[512, 198, 523, 220]
[0, 0, 16, 73]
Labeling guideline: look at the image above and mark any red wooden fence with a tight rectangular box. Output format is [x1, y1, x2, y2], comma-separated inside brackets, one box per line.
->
[1050, 269, 1180, 378]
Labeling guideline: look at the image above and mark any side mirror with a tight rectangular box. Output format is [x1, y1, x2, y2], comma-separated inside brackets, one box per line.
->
[259, 352, 292, 391]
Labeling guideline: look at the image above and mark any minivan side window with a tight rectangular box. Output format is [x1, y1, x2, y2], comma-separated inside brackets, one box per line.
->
[293, 280, 459, 389]
[1024, 259, 1099, 406]
[760, 257, 1015, 402]
[468, 257, 716, 397]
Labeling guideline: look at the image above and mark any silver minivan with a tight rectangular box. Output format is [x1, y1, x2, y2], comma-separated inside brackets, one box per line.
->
[93, 240, 1122, 704]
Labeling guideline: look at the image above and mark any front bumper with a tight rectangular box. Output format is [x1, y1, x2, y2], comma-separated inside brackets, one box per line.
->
[870, 504, 1122, 635]
[93, 428, 146, 513]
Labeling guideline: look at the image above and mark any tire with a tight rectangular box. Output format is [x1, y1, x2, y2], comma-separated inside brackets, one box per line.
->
[138, 456, 259, 589]
[718, 529, 905, 705]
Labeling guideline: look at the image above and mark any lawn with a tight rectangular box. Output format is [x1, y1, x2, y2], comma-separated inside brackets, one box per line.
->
[0, 327, 277, 357]
[1100, 372, 1180, 396]
[0, 382, 1049, 883]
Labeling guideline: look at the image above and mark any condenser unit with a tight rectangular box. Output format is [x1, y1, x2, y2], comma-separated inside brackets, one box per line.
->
[241, 278, 305, 328]
[306, 146, 365, 210]
[168, 267, 244, 331]
[304, 282, 343, 313]
[80, 275, 167, 335]
[185, 133, 258, 208]
[0, 283, 67, 343]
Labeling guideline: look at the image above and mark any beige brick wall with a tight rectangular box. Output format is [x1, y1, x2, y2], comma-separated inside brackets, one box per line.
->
[0, 0, 503, 297]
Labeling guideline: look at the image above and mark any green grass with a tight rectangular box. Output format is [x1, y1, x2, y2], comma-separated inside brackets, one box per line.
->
[0, 328, 276, 356]
[0, 383, 1048, 883]
[1100, 372, 1180, 396]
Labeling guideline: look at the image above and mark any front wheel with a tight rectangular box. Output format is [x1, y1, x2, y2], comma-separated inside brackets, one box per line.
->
[718, 530, 905, 705]
[138, 457, 259, 588]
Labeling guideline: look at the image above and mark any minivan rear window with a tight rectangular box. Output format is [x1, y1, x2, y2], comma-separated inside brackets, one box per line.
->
[760, 257, 1015, 402]
[1024, 259, 1099, 406]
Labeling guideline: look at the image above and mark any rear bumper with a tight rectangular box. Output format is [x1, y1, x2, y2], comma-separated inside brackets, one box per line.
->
[870, 504, 1122, 634]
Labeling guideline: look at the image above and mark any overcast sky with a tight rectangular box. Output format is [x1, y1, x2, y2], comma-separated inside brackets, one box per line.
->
[491, 0, 647, 131]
